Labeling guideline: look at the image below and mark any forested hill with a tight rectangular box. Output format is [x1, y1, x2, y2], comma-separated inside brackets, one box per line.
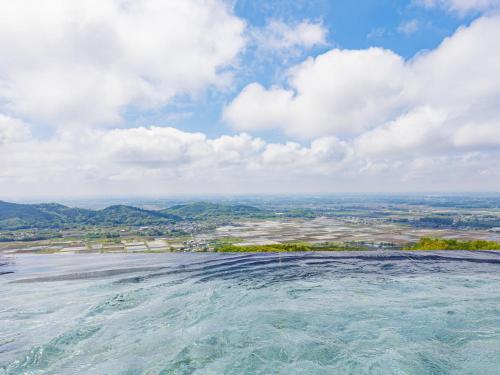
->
[160, 202, 264, 220]
[0, 200, 265, 230]
[0, 201, 180, 230]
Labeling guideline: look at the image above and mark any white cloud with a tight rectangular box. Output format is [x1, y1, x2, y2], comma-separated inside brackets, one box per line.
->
[225, 47, 408, 138]
[397, 19, 420, 34]
[367, 27, 386, 39]
[452, 121, 500, 147]
[410, 15, 500, 110]
[1, 123, 498, 197]
[101, 127, 208, 166]
[416, 0, 500, 14]
[0, 125, 347, 196]
[353, 107, 448, 156]
[224, 14, 500, 157]
[0, 0, 245, 128]
[251, 20, 327, 52]
[223, 83, 293, 131]
[0, 115, 32, 144]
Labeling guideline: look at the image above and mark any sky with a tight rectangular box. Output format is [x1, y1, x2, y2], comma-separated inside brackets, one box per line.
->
[0, 0, 499, 198]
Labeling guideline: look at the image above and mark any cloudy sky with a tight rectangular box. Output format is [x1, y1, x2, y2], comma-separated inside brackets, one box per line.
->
[0, 0, 499, 198]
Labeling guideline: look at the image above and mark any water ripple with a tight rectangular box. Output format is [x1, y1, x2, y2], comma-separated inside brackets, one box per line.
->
[1, 251, 500, 374]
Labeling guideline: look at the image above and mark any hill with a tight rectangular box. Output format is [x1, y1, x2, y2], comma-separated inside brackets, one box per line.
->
[0, 201, 179, 230]
[160, 202, 265, 220]
[0, 200, 266, 230]
[87, 205, 179, 226]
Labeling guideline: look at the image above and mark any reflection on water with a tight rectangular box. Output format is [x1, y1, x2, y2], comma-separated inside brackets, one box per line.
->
[1, 251, 500, 374]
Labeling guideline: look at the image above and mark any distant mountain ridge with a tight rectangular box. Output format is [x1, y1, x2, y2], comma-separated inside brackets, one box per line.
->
[0, 200, 265, 230]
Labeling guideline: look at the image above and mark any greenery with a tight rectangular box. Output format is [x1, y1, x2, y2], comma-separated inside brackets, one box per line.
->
[0, 200, 182, 230]
[3, 197, 500, 252]
[404, 237, 500, 250]
[0, 230, 62, 242]
[160, 202, 266, 220]
[215, 241, 368, 252]
[0, 200, 269, 230]
[85, 231, 120, 240]
[396, 215, 500, 230]
[87, 205, 179, 226]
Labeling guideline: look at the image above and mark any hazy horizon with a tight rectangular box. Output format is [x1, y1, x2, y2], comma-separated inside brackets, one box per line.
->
[4, 191, 500, 203]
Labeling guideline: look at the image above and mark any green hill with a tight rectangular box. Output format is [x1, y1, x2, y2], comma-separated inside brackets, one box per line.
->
[0, 201, 70, 229]
[160, 201, 264, 220]
[0, 201, 179, 230]
[0, 201, 60, 221]
[0, 200, 266, 230]
[88, 205, 179, 226]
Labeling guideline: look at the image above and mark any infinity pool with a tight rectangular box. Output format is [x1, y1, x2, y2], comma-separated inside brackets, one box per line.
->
[1, 251, 500, 374]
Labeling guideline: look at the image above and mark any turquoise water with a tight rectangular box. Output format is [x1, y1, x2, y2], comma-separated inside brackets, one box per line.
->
[1, 251, 500, 374]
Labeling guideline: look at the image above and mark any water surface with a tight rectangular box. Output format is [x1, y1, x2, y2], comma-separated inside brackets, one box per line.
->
[1, 251, 500, 374]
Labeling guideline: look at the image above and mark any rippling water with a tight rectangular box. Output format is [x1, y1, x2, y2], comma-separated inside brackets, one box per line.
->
[1, 251, 500, 374]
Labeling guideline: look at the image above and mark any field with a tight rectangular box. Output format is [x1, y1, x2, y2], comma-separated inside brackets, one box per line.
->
[1, 195, 500, 254]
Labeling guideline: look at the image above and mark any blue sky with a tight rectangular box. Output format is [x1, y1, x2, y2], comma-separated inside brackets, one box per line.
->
[0, 0, 499, 197]
[235, 0, 469, 56]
